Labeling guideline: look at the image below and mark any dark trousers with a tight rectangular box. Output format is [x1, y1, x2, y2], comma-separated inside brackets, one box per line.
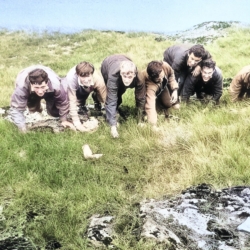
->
[76, 86, 100, 107]
[27, 92, 59, 117]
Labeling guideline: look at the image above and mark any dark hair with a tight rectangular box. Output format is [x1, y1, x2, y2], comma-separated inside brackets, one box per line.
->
[147, 61, 163, 79]
[76, 61, 95, 75]
[28, 69, 48, 85]
[189, 44, 206, 59]
[201, 59, 216, 70]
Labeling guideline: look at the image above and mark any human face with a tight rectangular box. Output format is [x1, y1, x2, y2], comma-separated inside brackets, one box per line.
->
[150, 70, 165, 84]
[201, 67, 214, 82]
[187, 53, 202, 67]
[31, 81, 49, 97]
[78, 72, 94, 87]
[120, 71, 136, 86]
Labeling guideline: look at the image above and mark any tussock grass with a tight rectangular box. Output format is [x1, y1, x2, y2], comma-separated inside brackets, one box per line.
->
[1, 28, 250, 249]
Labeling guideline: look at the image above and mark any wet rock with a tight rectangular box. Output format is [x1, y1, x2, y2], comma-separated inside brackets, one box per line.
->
[87, 214, 114, 247]
[139, 184, 250, 249]
[237, 217, 250, 233]
[2, 106, 101, 133]
[0, 236, 35, 250]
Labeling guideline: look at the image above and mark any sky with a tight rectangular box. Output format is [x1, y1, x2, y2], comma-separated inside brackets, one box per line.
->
[0, 0, 249, 34]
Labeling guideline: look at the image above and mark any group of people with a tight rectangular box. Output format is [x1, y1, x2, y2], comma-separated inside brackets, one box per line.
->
[9, 44, 250, 138]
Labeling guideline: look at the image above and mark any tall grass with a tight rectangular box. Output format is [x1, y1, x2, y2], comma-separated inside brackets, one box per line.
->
[1, 28, 250, 249]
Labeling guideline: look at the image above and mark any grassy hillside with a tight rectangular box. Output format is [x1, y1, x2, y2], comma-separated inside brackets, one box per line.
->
[1, 28, 250, 249]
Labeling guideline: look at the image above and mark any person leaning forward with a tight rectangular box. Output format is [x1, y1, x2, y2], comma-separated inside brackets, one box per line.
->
[9, 65, 75, 132]
[194, 59, 223, 105]
[163, 44, 212, 102]
[229, 65, 250, 102]
[143, 61, 179, 126]
[64, 62, 106, 132]
[101, 54, 145, 138]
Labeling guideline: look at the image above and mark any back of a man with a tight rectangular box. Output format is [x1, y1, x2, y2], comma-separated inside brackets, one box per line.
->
[163, 44, 212, 101]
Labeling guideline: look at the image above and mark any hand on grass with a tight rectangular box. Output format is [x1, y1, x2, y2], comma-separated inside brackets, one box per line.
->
[61, 121, 76, 131]
[111, 125, 119, 138]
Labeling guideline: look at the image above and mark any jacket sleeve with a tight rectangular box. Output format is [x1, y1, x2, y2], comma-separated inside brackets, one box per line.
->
[9, 87, 28, 129]
[212, 71, 223, 102]
[229, 73, 246, 102]
[54, 83, 69, 122]
[162, 62, 178, 90]
[105, 74, 119, 126]
[68, 86, 80, 125]
[94, 72, 107, 103]
[145, 86, 157, 125]
[135, 71, 146, 109]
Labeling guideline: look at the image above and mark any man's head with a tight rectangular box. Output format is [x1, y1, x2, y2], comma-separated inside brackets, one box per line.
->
[187, 45, 206, 67]
[29, 69, 49, 97]
[147, 61, 165, 84]
[120, 61, 136, 86]
[201, 59, 216, 82]
[76, 61, 95, 88]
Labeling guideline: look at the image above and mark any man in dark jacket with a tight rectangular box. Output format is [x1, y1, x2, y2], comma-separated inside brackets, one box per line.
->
[192, 59, 223, 104]
[101, 54, 145, 138]
[163, 44, 212, 102]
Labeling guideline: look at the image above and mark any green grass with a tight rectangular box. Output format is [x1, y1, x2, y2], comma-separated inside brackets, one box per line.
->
[1, 28, 250, 249]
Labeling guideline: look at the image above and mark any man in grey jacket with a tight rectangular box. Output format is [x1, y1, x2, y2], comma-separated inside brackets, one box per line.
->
[64, 61, 106, 132]
[163, 44, 212, 102]
[10, 65, 75, 132]
[101, 54, 145, 138]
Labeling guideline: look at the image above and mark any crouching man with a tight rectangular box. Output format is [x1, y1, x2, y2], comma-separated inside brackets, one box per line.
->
[144, 61, 179, 126]
[64, 62, 106, 131]
[101, 54, 145, 138]
[163, 44, 212, 102]
[229, 65, 250, 102]
[9, 65, 75, 132]
[194, 59, 223, 104]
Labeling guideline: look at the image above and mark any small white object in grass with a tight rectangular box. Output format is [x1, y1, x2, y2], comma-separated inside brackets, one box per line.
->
[82, 144, 103, 159]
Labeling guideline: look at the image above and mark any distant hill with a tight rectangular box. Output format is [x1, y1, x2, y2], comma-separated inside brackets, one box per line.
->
[155, 21, 249, 44]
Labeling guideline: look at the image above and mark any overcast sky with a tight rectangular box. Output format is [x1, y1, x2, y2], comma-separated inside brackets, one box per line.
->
[0, 0, 249, 33]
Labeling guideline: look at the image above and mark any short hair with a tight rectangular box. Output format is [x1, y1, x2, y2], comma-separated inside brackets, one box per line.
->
[28, 69, 48, 85]
[147, 61, 163, 79]
[120, 61, 136, 74]
[189, 44, 206, 59]
[201, 59, 216, 70]
[76, 61, 95, 76]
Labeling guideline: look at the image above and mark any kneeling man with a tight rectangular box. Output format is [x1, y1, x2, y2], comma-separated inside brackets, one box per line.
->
[10, 65, 74, 132]
[229, 65, 250, 102]
[144, 61, 179, 126]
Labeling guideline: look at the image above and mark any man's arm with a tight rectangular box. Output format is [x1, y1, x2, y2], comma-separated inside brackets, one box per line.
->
[212, 70, 223, 103]
[105, 75, 119, 126]
[93, 72, 107, 103]
[145, 87, 157, 125]
[229, 73, 245, 102]
[10, 87, 28, 131]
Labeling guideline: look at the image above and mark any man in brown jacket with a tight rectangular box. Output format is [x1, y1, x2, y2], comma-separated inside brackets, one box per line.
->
[64, 62, 106, 132]
[229, 65, 250, 102]
[144, 61, 179, 126]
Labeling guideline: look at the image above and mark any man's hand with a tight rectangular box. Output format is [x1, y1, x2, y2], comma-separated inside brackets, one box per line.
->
[171, 89, 178, 104]
[19, 126, 27, 133]
[192, 65, 201, 76]
[61, 121, 76, 131]
[111, 125, 119, 138]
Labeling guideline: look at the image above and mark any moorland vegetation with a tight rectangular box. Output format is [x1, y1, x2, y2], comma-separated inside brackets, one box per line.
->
[1, 27, 250, 249]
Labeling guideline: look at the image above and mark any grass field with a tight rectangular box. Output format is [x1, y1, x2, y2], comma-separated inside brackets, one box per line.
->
[1, 27, 250, 249]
